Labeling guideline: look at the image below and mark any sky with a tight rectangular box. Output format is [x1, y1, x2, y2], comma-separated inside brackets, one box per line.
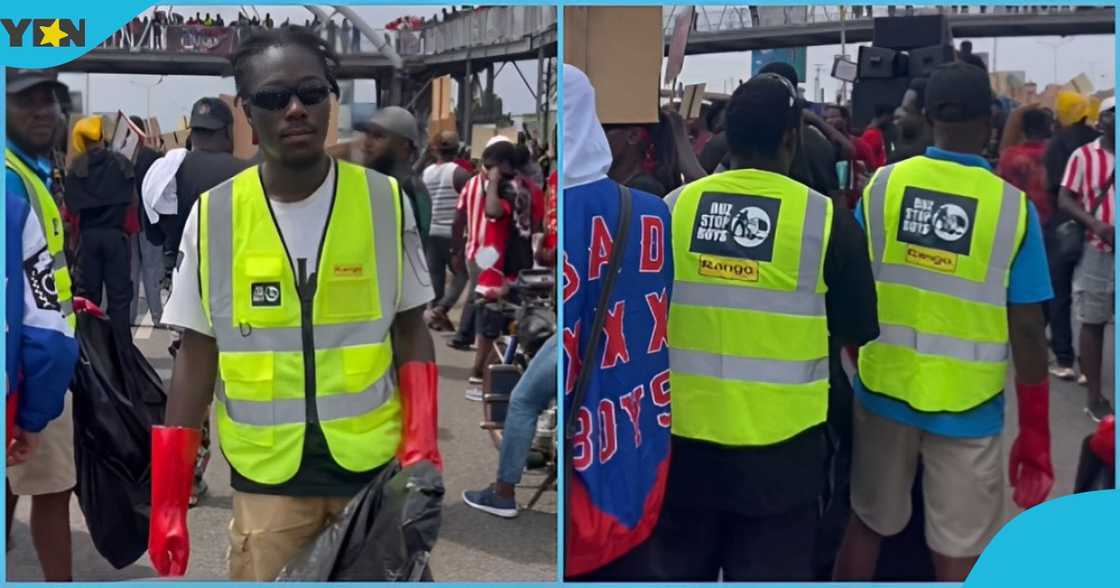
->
[671, 6, 1115, 103]
[59, 5, 545, 128]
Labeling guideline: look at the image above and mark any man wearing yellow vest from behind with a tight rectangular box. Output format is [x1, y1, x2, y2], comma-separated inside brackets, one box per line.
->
[833, 63, 1054, 582]
[653, 74, 879, 580]
[148, 28, 440, 580]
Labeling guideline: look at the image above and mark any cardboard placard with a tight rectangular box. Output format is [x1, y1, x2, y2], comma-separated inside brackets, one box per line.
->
[428, 117, 458, 141]
[664, 7, 695, 88]
[110, 111, 146, 163]
[564, 6, 662, 124]
[220, 94, 257, 160]
[1066, 73, 1094, 95]
[469, 124, 518, 159]
[679, 83, 706, 120]
[431, 75, 454, 122]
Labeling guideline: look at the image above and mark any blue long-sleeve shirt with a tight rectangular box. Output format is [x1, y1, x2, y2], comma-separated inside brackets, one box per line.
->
[6, 163, 77, 433]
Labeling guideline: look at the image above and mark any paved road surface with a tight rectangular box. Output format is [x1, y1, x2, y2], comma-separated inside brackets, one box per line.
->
[7, 308, 557, 581]
[5, 309, 1113, 581]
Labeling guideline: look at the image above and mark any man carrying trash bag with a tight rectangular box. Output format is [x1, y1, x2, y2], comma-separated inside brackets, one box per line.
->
[148, 26, 441, 580]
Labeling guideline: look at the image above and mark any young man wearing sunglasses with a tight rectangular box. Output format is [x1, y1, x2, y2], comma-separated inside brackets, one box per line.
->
[149, 26, 440, 580]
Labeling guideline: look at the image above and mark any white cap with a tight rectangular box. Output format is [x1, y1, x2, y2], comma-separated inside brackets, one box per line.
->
[486, 135, 514, 148]
[1101, 96, 1115, 113]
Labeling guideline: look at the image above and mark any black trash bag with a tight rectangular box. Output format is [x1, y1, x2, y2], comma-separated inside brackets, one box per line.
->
[71, 312, 167, 569]
[276, 461, 444, 581]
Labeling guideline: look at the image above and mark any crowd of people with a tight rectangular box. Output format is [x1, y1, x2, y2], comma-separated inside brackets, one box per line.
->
[7, 20, 557, 580]
[98, 7, 495, 55]
[561, 31, 1114, 584]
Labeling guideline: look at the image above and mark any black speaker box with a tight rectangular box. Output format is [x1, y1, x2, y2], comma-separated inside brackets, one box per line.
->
[852, 77, 911, 130]
[858, 46, 908, 79]
[873, 15, 951, 51]
[908, 44, 956, 79]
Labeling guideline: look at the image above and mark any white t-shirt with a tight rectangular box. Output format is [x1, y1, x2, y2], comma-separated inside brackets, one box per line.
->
[162, 161, 433, 337]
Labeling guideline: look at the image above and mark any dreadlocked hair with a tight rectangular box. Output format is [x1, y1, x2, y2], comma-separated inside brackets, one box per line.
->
[230, 25, 341, 98]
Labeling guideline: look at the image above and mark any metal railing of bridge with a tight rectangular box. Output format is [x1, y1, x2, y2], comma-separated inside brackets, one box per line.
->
[665, 5, 1106, 34]
[98, 6, 556, 60]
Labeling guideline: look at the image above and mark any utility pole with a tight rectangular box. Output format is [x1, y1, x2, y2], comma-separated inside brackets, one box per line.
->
[813, 64, 824, 103]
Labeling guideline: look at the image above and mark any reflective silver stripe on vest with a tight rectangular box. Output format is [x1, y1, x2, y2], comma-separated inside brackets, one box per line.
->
[671, 348, 829, 386]
[877, 323, 1009, 363]
[673, 282, 826, 316]
[866, 167, 1023, 306]
[52, 251, 68, 271]
[216, 373, 394, 426]
[59, 299, 73, 318]
[211, 320, 393, 354]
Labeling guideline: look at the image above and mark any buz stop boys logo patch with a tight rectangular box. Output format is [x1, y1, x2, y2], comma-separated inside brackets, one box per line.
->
[897, 187, 977, 272]
[690, 192, 781, 282]
[897, 187, 977, 254]
[251, 282, 282, 307]
[690, 191, 781, 259]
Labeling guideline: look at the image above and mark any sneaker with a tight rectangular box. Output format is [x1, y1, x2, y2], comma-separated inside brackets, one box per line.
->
[1086, 398, 1114, 423]
[465, 385, 483, 402]
[1078, 374, 1088, 386]
[447, 339, 473, 351]
[462, 485, 518, 518]
[1049, 365, 1076, 380]
[468, 376, 483, 385]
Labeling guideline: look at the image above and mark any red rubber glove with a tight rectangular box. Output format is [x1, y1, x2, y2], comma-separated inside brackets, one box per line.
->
[72, 296, 106, 318]
[396, 362, 442, 471]
[149, 426, 201, 576]
[1009, 380, 1054, 509]
[1088, 415, 1115, 468]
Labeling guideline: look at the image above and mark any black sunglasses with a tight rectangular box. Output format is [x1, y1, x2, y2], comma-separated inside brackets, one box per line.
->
[247, 81, 333, 111]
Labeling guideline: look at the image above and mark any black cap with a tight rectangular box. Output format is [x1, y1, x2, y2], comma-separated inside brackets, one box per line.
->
[6, 68, 66, 95]
[925, 62, 993, 123]
[758, 61, 800, 87]
[189, 97, 234, 130]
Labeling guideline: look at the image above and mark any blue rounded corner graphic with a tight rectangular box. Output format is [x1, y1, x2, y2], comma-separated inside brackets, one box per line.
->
[0, 3, 153, 69]
[967, 489, 1119, 585]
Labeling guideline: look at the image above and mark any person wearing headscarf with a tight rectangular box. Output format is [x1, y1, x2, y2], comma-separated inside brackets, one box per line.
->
[64, 115, 137, 335]
[1042, 91, 1099, 381]
[560, 64, 674, 580]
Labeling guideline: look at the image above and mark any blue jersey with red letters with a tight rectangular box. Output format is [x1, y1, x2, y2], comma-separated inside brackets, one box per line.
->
[563, 178, 673, 576]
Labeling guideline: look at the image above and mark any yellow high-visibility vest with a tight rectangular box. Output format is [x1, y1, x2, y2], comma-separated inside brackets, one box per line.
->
[858, 156, 1028, 412]
[5, 148, 74, 328]
[668, 168, 833, 446]
[198, 161, 404, 485]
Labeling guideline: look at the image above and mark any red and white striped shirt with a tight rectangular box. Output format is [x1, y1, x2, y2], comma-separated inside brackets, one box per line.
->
[457, 174, 497, 263]
[1062, 138, 1115, 252]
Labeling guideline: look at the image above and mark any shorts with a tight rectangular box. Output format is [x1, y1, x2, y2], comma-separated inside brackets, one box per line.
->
[1073, 246, 1115, 325]
[7, 394, 76, 496]
[228, 492, 351, 581]
[850, 401, 1003, 558]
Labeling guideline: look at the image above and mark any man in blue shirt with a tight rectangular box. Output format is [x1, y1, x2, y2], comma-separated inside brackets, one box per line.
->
[834, 63, 1054, 582]
[5, 68, 81, 582]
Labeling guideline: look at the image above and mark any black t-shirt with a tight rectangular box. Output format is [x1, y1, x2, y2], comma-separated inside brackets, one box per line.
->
[666, 205, 879, 515]
[627, 173, 667, 198]
[64, 149, 135, 230]
[699, 127, 839, 196]
[163, 150, 250, 253]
